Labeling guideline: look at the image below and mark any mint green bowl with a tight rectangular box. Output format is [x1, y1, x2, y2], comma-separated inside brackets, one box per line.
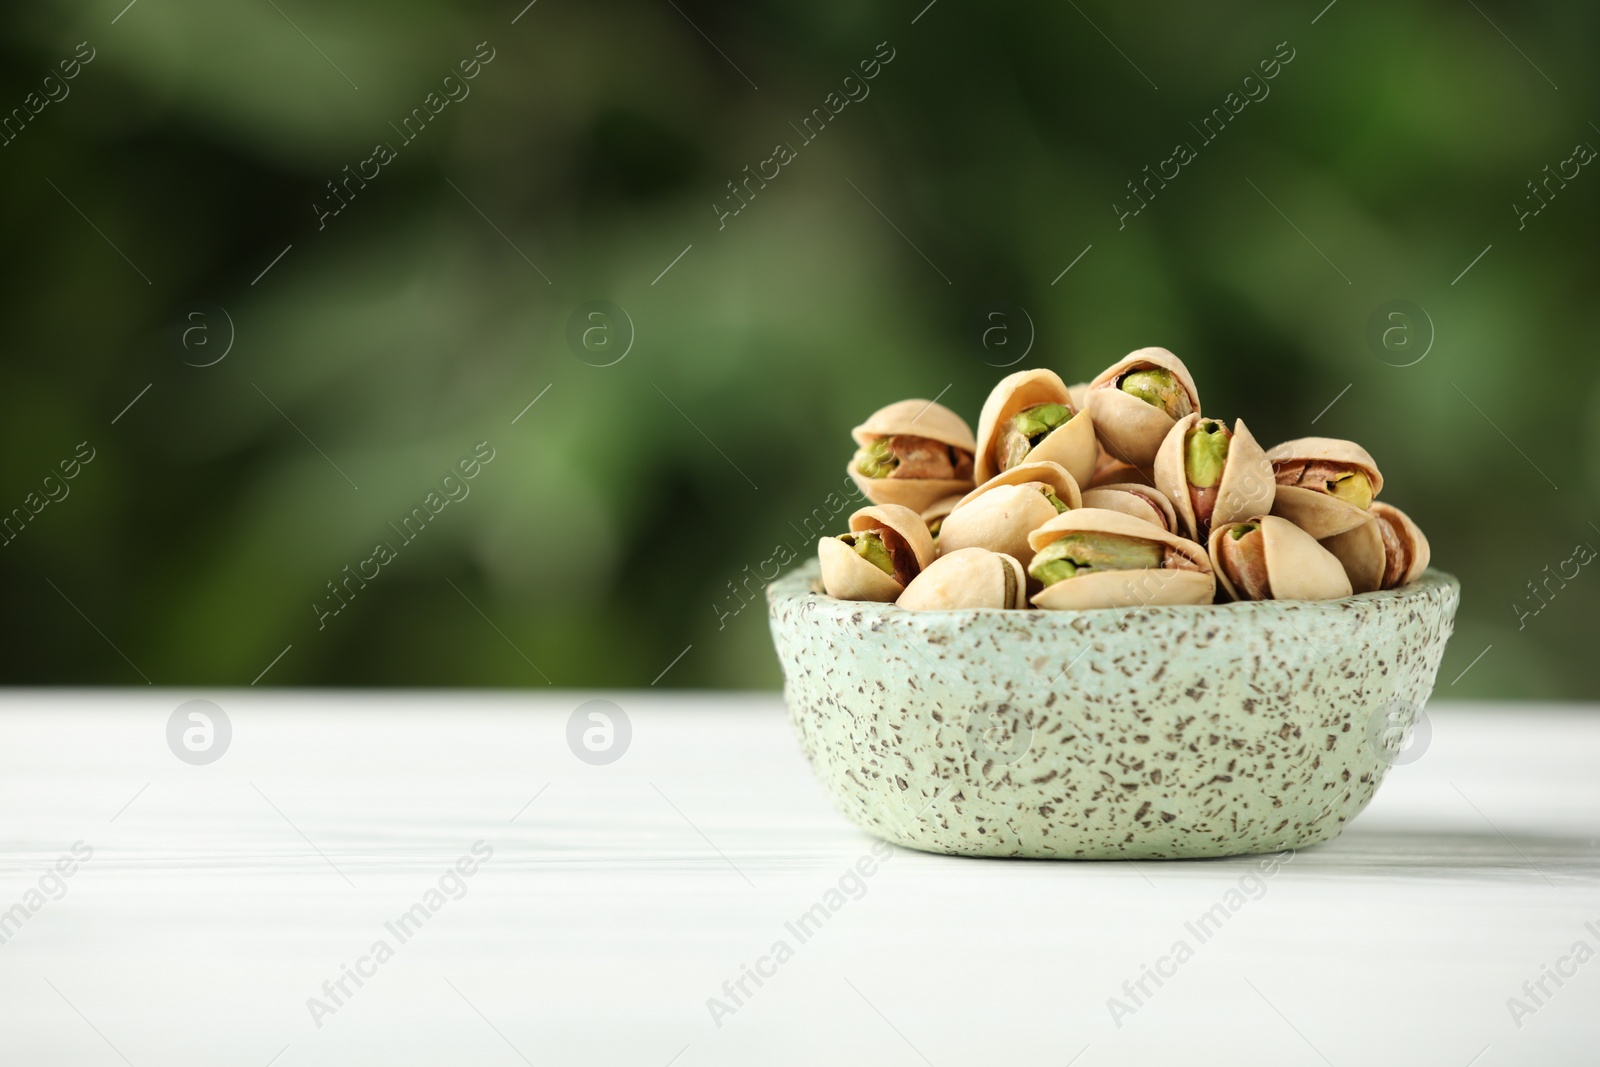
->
[767, 560, 1458, 859]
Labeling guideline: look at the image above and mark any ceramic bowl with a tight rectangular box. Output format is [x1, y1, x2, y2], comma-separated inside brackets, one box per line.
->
[766, 560, 1458, 859]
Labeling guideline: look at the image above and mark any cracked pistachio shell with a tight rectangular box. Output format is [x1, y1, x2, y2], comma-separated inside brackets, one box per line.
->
[1153, 414, 1276, 542]
[920, 494, 964, 537]
[942, 461, 1082, 567]
[850, 398, 976, 450]
[1067, 382, 1091, 412]
[1265, 436, 1384, 539]
[896, 547, 1026, 611]
[847, 399, 977, 513]
[817, 504, 934, 602]
[1322, 502, 1430, 592]
[1085, 348, 1201, 468]
[973, 368, 1098, 488]
[1208, 515, 1352, 602]
[1027, 507, 1215, 610]
[1080, 483, 1177, 532]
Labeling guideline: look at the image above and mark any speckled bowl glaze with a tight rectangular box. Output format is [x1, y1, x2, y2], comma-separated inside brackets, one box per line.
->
[767, 561, 1458, 859]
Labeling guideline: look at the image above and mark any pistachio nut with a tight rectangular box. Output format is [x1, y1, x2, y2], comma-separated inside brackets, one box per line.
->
[1085, 348, 1201, 468]
[1153, 414, 1275, 543]
[897, 547, 1027, 611]
[1080, 483, 1177, 533]
[939, 460, 1082, 568]
[974, 368, 1098, 488]
[1321, 501, 1430, 592]
[920, 494, 964, 541]
[847, 399, 978, 513]
[1025, 507, 1215, 609]
[817, 503, 937, 602]
[1208, 515, 1352, 602]
[1264, 437, 1384, 539]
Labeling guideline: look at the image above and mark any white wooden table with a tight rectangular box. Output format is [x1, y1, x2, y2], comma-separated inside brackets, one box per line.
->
[1, 692, 1596, 1066]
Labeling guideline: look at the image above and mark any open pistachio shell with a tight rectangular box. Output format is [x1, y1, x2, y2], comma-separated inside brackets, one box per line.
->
[850, 398, 976, 451]
[1265, 436, 1384, 539]
[973, 369, 1097, 488]
[942, 461, 1082, 567]
[817, 537, 902, 602]
[847, 399, 977, 513]
[1067, 382, 1090, 412]
[1323, 502, 1429, 592]
[896, 547, 1026, 611]
[817, 503, 934, 602]
[920, 494, 964, 540]
[1153, 414, 1275, 543]
[1081, 483, 1177, 532]
[850, 504, 936, 570]
[1027, 507, 1215, 610]
[1209, 515, 1352, 602]
[1085, 348, 1201, 468]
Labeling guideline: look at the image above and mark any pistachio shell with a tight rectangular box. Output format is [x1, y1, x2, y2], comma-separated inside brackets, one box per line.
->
[973, 368, 1098, 487]
[897, 547, 1025, 610]
[849, 503, 936, 571]
[953, 459, 1082, 512]
[1320, 519, 1385, 594]
[1268, 485, 1373, 539]
[1264, 437, 1383, 538]
[1032, 567, 1216, 610]
[919, 494, 964, 536]
[1209, 515, 1352, 602]
[1085, 348, 1202, 467]
[1067, 382, 1090, 412]
[1081, 483, 1177, 532]
[851, 398, 976, 451]
[1326, 503, 1429, 591]
[1373, 502, 1430, 585]
[846, 460, 974, 514]
[1153, 414, 1275, 541]
[938, 484, 1061, 568]
[817, 536, 902, 602]
[1088, 455, 1154, 488]
[1027, 507, 1215, 609]
[1264, 436, 1384, 496]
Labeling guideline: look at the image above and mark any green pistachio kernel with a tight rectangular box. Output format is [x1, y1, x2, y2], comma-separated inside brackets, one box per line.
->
[999, 403, 1071, 469]
[840, 531, 895, 576]
[853, 437, 897, 480]
[1038, 485, 1071, 514]
[1118, 368, 1193, 419]
[1230, 522, 1259, 540]
[1185, 421, 1230, 488]
[1326, 471, 1374, 509]
[1028, 532, 1163, 586]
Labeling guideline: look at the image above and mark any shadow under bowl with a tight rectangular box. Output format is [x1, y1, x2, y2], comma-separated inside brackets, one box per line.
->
[767, 560, 1459, 859]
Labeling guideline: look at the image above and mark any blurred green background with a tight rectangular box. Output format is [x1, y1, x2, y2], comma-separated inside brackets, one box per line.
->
[1, 1, 1595, 696]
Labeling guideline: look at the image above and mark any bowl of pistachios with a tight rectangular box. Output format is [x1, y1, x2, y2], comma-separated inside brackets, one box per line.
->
[767, 348, 1458, 859]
